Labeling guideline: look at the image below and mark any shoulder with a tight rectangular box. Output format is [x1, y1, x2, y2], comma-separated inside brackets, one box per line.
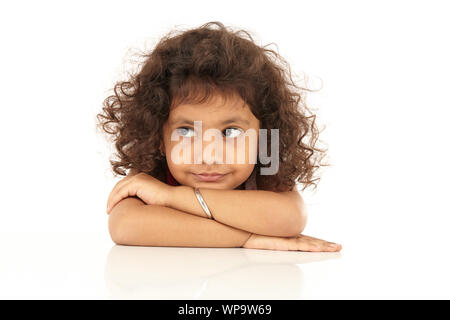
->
[128, 168, 140, 177]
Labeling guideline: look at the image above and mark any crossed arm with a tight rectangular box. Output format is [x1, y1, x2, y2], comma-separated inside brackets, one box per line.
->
[108, 170, 308, 246]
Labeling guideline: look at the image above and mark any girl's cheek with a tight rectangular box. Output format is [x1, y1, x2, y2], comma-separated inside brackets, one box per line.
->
[165, 139, 194, 164]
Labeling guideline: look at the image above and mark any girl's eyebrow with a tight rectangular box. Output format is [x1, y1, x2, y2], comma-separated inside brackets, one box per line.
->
[170, 116, 250, 126]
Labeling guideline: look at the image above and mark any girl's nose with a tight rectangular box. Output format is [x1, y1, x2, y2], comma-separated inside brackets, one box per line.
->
[193, 135, 225, 165]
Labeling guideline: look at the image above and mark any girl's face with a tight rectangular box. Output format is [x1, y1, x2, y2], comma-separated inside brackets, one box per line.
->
[161, 93, 260, 190]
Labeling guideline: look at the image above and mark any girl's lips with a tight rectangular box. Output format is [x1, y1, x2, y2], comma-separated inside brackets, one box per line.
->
[193, 173, 227, 182]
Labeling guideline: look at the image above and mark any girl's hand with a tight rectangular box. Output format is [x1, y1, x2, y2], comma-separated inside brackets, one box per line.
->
[106, 172, 173, 214]
[242, 233, 342, 252]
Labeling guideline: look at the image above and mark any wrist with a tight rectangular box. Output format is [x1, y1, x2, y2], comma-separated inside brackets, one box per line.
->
[166, 185, 212, 219]
[163, 185, 177, 207]
[165, 185, 190, 208]
[242, 232, 253, 247]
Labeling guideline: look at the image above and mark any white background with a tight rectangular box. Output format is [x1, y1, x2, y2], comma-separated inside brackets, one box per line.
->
[0, 0, 449, 299]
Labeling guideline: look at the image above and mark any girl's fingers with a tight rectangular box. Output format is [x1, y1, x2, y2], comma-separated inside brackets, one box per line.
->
[294, 236, 341, 252]
[106, 175, 135, 209]
[324, 242, 340, 251]
[315, 241, 340, 252]
[107, 180, 135, 213]
[108, 186, 128, 213]
[294, 238, 321, 252]
[107, 180, 126, 210]
[294, 236, 320, 251]
[296, 234, 342, 252]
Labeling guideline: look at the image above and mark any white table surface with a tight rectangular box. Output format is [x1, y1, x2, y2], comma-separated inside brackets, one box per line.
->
[1, 229, 448, 300]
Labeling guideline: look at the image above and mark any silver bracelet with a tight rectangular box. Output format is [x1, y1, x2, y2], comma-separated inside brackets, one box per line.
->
[194, 188, 214, 219]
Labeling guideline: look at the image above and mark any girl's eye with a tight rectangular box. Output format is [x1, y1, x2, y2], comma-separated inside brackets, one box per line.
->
[176, 127, 243, 138]
[176, 127, 195, 137]
[224, 127, 243, 138]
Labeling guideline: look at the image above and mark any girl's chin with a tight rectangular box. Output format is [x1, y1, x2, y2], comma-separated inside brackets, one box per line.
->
[192, 180, 228, 188]
[190, 178, 232, 190]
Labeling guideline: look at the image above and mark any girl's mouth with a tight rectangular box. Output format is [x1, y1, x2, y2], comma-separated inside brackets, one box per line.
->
[192, 173, 227, 182]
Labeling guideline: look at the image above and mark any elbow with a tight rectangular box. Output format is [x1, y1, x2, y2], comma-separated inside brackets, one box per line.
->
[108, 215, 123, 245]
[107, 197, 146, 245]
[285, 207, 308, 237]
[109, 227, 125, 246]
[266, 205, 308, 237]
[108, 207, 130, 245]
[275, 190, 309, 237]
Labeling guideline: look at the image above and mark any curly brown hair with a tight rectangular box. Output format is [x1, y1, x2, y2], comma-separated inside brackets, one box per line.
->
[96, 21, 330, 192]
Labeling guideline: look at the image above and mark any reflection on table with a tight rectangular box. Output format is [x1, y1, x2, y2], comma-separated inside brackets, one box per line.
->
[104, 245, 341, 299]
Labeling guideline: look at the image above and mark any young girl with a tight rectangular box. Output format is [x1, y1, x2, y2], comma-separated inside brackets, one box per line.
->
[96, 21, 342, 252]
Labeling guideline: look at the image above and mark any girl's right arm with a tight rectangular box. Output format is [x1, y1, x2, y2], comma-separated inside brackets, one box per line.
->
[108, 197, 252, 247]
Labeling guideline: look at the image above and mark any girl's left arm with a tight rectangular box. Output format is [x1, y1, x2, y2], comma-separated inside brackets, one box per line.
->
[168, 186, 308, 237]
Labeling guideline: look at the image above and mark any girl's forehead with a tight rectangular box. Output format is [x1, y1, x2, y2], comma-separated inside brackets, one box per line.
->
[171, 101, 247, 116]
[171, 92, 245, 111]
[170, 95, 255, 120]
